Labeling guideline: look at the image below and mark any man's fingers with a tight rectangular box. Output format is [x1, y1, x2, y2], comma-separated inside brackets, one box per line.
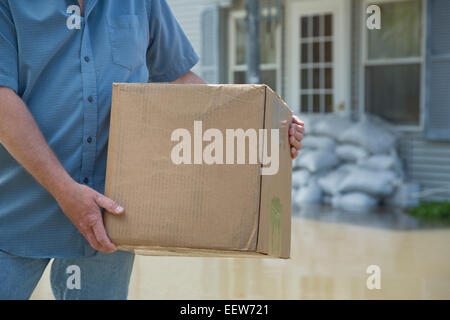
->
[82, 228, 105, 252]
[292, 115, 304, 126]
[295, 123, 305, 134]
[291, 130, 303, 141]
[95, 194, 124, 215]
[289, 135, 302, 150]
[290, 123, 305, 134]
[291, 147, 298, 159]
[92, 220, 117, 253]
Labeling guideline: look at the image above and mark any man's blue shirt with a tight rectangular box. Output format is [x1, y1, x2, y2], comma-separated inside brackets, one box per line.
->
[0, 0, 199, 258]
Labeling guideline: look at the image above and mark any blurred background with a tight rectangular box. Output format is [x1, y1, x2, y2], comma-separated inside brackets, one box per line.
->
[32, 0, 450, 299]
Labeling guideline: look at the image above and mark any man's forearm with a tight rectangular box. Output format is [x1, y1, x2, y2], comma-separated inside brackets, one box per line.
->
[171, 71, 206, 84]
[0, 87, 74, 202]
[0, 70, 205, 199]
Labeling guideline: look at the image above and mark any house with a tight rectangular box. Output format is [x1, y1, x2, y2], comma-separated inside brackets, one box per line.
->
[167, 0, 450, 202]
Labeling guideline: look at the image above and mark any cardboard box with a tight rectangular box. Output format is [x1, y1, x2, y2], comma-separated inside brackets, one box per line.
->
[104, 83, 292, 258]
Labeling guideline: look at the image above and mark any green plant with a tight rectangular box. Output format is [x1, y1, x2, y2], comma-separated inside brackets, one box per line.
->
[407, 201, 450, 224]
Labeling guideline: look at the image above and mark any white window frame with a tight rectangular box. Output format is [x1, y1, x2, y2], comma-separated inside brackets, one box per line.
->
[360, 0, 427, 131]
[228, 9, 282, 92]
[286, 0, 351, 115]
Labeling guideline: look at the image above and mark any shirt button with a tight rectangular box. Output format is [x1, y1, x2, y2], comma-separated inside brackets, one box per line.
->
[83, 177, 89, 184]
[84, 56, 90, 62]
[88, 96, 93, 103]
[87, 137, 92, 143]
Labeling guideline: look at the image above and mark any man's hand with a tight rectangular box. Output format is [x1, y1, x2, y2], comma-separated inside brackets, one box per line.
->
[57, 181, 124, 253]
[289, 115, 305, 159]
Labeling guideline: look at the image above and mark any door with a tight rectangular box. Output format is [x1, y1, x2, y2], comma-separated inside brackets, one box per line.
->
[287, 0, 350, 115]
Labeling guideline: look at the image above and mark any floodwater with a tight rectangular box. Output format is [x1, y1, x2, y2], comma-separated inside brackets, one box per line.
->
[31, 214, 450, 299]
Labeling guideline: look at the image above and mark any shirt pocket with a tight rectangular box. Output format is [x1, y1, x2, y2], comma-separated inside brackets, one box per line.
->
[107, 15, 148, 71]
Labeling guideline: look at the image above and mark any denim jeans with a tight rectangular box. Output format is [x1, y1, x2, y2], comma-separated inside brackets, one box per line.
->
[0, 249, 135, 300]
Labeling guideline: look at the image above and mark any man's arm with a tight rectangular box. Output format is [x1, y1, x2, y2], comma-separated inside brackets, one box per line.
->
[0, 87, 123, 253]
[171, 70, 206, 84]
[171, 71, 305, 158]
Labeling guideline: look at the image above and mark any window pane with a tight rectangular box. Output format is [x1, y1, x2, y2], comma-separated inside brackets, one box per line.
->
[236, 18, 247, 65]
[324, 14, 332, 37]
[367, 0, 422, 60]
[325, 68, 333, 89]
[301, 95, 309, 113]
[261, 70, 277, 90]
[313, 15, 320, 37]
[301, 17, 309, 38]
[301, 69, 309, 89]
[313, 68, 320, 89]
[260, 20, 277, 64]
[235, 16, 277, 66]
[313, 42, 320, 63]
[234, 70, 277, 91]
[233, 71, 246, 84]
[301, 43, 309, 63]
[325, 94, 333, 113]
[313, 94, 321, 113]
[365, 64, 420, 125]
[324, 41, 332, 62]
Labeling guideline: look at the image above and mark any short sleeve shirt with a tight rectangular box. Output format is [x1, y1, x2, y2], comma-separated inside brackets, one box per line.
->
[0, 0, 199, 258]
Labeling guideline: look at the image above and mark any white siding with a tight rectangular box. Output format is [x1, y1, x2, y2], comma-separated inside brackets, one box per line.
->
[399, 132, 450, 202]
[167, 0, 223, 74]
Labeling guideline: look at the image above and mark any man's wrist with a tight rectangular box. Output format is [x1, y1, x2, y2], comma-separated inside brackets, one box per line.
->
[49, 173, 78, 205]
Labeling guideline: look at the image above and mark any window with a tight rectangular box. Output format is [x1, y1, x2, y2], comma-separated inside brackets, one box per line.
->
[363, 0, 424, 127]
[299, 14, 334, 113]
[425, 0, 450, 140]
[229, 10, 281, 92]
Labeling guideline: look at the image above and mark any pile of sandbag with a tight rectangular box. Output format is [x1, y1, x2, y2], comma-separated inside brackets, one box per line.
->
[292, 114, 408, 212]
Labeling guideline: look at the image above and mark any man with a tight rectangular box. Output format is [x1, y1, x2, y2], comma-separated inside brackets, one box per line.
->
[0, 0, 304, 299]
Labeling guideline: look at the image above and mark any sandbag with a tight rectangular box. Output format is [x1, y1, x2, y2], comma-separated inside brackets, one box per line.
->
[301, 135, 336, 150]
[338, 168, 396, 197]
[313, 115, 352, 138]
[332, 192, 379, 212]
[292, 152, 301, 169]
[297, 150, 340, 173]
[292, 170, 311, 189]
[293, 148, 313, 169]
[339, 117, 396, 154]
[337, 163, 359, 172]
[298, 114, 318, 135]
[294, 180, 323, 205]
[322, 194, 333, 205]
[318, 168, 349, 195]
[358, 154, 396, 171]
[389, 149, 405, 180]
[336, 144, 369, 162]
[384, 182, 420, 209]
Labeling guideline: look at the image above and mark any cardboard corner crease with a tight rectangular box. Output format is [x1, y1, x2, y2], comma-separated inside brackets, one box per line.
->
[104, 83, 292, 258]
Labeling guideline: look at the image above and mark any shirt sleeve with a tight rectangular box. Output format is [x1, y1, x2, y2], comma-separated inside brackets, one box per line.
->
[0, 1, 18, 93]
[146, 0, 199, 83]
